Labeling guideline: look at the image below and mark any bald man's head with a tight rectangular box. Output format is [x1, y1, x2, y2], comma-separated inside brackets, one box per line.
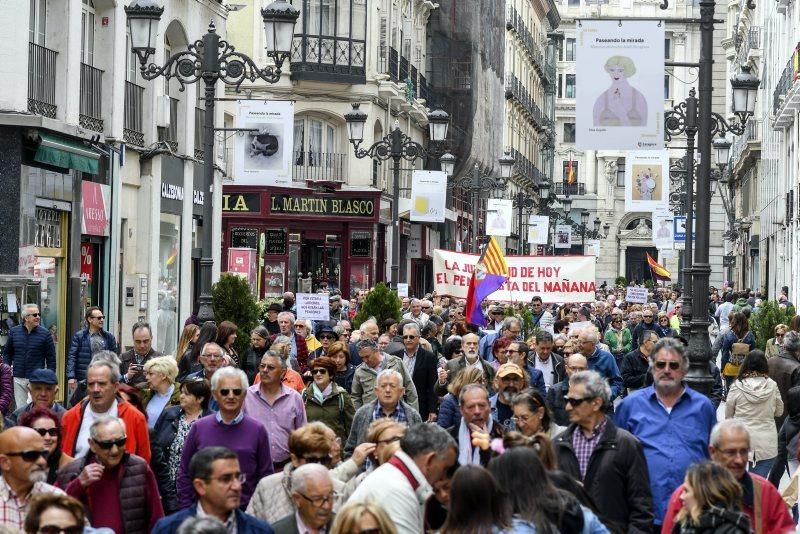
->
[565, 354, 589, 377]
[0, 427, 43, 454]
[0, 427, 48, 489]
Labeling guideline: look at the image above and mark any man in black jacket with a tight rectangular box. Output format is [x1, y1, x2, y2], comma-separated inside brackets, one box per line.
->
[621, 330, 658, 392]
[530, 331, 565, 392]
[547, 353, 587, 427]
[393, 322, 438, 422]
[553, 370, 654, 533]
[631, 310, 660, 351]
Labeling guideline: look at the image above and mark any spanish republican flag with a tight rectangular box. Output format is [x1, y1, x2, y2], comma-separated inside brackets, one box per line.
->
[465, 237, 509, 326]
[647, 252, 671, 282]
[566, 160, 576, 185]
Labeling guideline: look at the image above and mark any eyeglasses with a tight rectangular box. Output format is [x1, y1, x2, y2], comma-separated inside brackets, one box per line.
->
[655, 360, 681, 370]
[259, 364, 278, 371]
[32, 427, 59, 437]
[6, 449, 49, 462]
[659, 317, 669, 322]
[210, 472, 246, 485]
[376, 435, 403, 445]
[219, 388, 243, 397]
[202, 353, 223, 360]
[717, 448, 751, 459]
[403, 335, 418, 340]
[90, 315, 105, 320]
[28, 313, 41, 317]
[563, 396, 593, 406]
[312, 368, 329, 376]
[319, 335, 336, 340]
[302, 455, 333, 466]
[642, 315, 653, 318]
[38, 526, 83, 534]
[296, 491, 339, 507]
[92, 437, 127, 450]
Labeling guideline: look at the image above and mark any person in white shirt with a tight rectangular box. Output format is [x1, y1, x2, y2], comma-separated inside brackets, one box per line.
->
[402, 300, 430, 327]
[530, 331, 565, 391]
[715, 294, 736, 332]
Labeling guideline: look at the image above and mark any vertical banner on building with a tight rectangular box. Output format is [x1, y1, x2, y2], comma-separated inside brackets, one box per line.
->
[652, 209, 674, 250]
[234, 100, 294, 185]
[555, 224, 573, 249]
[527, 215, 550, 244]
[576, 20, 664, 150]
[486, 199, 513, 237]
[624, 151, 669, 212]
[410, 171, 447, 222]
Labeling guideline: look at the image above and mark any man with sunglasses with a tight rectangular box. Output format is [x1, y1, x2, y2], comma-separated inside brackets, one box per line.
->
[631, 307, 661, 352]
[615, 337, 716, 529]
[553, 371, 654, 533]
[0, 426, 64, 529]
[3, 304, 56, 411]
[392, 323, 438, 422]
[155, 446, 273, 533]
[178, 367, 273, 510]
[244, 352, 306, 472]
[67, 306, 118, 393]
[57, 415, 163, 532]
[273, 463, 336, 534]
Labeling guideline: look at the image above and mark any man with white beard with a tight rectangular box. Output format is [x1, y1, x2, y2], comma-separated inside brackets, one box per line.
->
[0, 426, 65, 528]
[490, 363, 527, 431]
[436, 333, 496, 396]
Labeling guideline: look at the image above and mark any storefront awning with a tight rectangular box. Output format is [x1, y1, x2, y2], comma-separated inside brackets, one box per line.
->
[34, 133, 100, 174]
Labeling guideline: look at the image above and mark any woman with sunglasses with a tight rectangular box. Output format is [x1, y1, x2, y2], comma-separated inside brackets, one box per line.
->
[302, 356, 355, 442]
[18, 407, 72, 484]
[725, 350, 784, 478]
[310, 325, 338, 361]
[766, 324, 788, 360]
[23, 493, 86, 534]
[656, 312, 678, 339]
[510, 390, 564, 439]
[295, 319, 322, 354]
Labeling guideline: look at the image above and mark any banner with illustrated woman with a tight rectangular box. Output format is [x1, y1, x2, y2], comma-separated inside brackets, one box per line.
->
[576, 20, 664, 150]
[624, 151, 669, 212]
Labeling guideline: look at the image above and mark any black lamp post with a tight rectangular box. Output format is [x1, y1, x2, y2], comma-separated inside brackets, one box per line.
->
[512, 190, 535, 255]
[344, 104, 451, 288]
[661, 0, 760, 394]
[125, 0, 299, 325]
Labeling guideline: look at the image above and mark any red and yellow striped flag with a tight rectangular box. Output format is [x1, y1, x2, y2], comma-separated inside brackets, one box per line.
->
[566, 160, 576, 185]
[646, 252, 671, 281]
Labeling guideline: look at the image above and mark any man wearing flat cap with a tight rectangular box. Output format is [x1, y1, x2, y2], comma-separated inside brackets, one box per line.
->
[263, 303, 282, 336]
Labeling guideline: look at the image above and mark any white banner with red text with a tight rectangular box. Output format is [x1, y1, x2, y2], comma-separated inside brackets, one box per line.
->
[433, 249, 596, 304]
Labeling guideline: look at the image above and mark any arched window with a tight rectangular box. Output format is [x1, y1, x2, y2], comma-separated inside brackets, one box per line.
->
[625, 217, 652, 230]
[291, 0, 367, 83]
[293, 114, 344, 181]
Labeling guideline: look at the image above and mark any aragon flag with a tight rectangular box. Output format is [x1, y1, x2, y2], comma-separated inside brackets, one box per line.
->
[646, 252, 671, 282]
[465, 237, 509, 326]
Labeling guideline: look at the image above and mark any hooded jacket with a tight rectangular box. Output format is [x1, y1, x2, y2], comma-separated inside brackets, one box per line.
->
[725, 376, 784, 461]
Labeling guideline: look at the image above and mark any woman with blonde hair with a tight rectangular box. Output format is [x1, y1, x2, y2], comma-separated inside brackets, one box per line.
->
[765, 324, 788, 360]
[142, 356, 181, 426]
[672, 462, 750, 533]
[175, 323, 199, 372]
[437, 367, 486, 429]
[331, 500, 397, 534]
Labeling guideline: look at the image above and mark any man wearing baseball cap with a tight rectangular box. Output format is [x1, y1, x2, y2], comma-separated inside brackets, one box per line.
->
[491, 363, 527, 431]
[5, 368, 65, 427]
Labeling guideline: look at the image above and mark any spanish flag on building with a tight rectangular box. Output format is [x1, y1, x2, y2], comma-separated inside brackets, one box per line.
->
[646, 252, 671, 282]
[465, 237, 509, 326]
[566, 160, 576, 185]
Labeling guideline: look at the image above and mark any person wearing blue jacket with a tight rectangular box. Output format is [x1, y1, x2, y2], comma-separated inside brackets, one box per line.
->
[577, 328, 624, 401]
[67, 306, 118, 390]
[2, 303, 56, 410]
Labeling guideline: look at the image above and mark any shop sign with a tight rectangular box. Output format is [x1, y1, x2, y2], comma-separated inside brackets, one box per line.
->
[35, 208, 62, 249]
[80, 243, 94, 282]
[270, 195, 375, 217]
[230, 227, 259, 250]
[266, 229, 287, 255]
[81, 181, 110, 237]
[161, 183, 184, 201]
[222, 193, 261, 213]
[350, 231, 371, 257]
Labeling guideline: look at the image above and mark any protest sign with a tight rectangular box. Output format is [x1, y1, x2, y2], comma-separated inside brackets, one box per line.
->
[296, 293, 330, 321]
[433, 249, 596, 303]
[625, 286, 649, 304]
[396, 283, 409, 298]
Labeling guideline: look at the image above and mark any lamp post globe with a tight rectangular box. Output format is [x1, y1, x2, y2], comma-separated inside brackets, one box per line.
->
[440, 152, 456, 176]
[499, 151, 515, 180]
[427, 109, 450, 142]
[125, 0, 164, 65]
[345, 103, 368, 145]
[262, 0, 300, 58]
[561, 196, 572, 214]
[713, 136, 732, 169]
[730, 65, 760, 121]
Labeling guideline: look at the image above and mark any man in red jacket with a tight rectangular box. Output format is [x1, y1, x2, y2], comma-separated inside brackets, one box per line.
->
[661, 419, 794, 534]
[60, 360, 151, 462]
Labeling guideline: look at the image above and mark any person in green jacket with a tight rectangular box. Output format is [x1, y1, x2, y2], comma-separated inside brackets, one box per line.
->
[604, 317, 632, 368]
[302, 356, 355, 442]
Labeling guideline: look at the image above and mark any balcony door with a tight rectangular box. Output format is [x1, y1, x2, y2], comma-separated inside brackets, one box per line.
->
[293, 115, 342, 181]
[81, 0, 95, 66]
[29, 0, 46, 45]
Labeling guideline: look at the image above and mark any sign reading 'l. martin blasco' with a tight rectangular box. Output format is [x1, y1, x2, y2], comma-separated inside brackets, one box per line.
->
[269, 194, 375, 217]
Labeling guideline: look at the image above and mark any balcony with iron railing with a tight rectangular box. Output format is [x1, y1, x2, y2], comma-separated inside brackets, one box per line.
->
[293, 150, 346, 182]
[772, 45, 800, 129]
[124, 81, 145, 147]
[158, 97, 179, 152]
[553, 182, 586, 196]
[505, 74, 550, 132]
[730, 119, 762, 173]
[506, 6, 550, 84]
[509, 148, 548, 188]
[28, 42, 57, 118]
[291, 34, 366, 83]
[734, 26, 761, 70]
[79, 63, 104, 132]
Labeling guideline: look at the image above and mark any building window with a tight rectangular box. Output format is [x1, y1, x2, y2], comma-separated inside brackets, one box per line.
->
[81, 0, 96, 65]
[157, 213, 181, 356]
[29, 0, 47, 45]
[665, 37, 672, 59]
[664, 75, 671, 99]
[568, 0, 580, 6]
[565, 38, 576, 62]
[565, 74, 576, 98]
[563, 122, 576, 143]
[292, 0, 367, 82]
[558, 75, 563, 98]
[616, 157, 625, 187]
[293, 115, 343, 181]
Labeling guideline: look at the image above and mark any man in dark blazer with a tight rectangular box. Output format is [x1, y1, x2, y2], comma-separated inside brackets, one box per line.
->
[272, 464, 335, 534]
[393, 322, 438, 422]
[436, 332, 496, 397]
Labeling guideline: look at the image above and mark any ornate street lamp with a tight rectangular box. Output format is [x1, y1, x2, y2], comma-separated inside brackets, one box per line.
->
[499, 151, 516, 180]
[730, 66, 760, 121]
[440, 152, 456, 176]
[713, 137, 732, 170]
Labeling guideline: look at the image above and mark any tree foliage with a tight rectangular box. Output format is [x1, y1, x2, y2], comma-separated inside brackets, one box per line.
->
[749, 300, 796, 351]
[212, 273, 261, 356]
[353, 282, 401, 329]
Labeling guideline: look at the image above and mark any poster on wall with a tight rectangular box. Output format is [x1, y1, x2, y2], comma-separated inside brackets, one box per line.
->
[576, 20, 664, 150]
[410, 171, 447, 223]
[624, 151, 669, 212]
[486, 199, 513, 237]
[555, 224, 573, 249]
[527, 215, 550, 245]
[652, 209, 674, 250]
[234, 100, 294, 186]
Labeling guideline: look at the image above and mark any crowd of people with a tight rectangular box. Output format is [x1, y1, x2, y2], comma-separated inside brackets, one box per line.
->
[0, 284, 798, 533]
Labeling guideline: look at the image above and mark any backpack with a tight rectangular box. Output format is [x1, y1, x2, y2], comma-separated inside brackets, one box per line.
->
[723, 334, 751, 377]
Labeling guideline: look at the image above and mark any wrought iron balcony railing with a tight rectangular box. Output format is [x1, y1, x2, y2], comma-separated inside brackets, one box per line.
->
[553, 182, 586, 196]
[124, 81, 145, 147]
[293, 150, 346, 182]
[28, 42, 57, 119]
[79, 63, 104, 132]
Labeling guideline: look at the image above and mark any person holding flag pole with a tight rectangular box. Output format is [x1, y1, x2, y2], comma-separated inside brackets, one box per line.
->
[465, 236, 510, 327]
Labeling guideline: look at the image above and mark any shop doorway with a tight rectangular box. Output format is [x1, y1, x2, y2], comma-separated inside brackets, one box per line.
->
[626, 246, 659, 285]
[299, 239, 341, 293]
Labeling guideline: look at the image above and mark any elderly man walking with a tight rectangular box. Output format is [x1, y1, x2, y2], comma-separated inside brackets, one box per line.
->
[615, 337, 716, 528]
[449, 384, 503, 466]
[392, 323, 437, 422]
[351, 339, 418, 411]
[272, 464, 336, 534]
[67, 306, 118, 392]
[2, 303, 56, 410]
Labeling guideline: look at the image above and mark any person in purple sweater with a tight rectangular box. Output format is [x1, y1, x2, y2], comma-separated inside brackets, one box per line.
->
[177, 367, 273, 509]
